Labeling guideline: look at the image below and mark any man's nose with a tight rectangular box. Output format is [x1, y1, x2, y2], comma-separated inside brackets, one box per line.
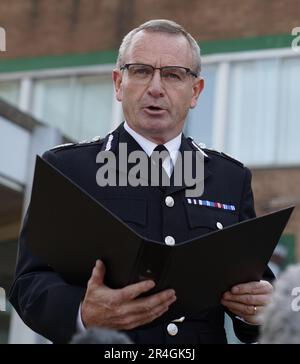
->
[147, 70, 165, 98]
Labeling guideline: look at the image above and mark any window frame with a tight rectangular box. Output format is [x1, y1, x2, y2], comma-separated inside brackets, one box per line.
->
[202, 48, 300, 168]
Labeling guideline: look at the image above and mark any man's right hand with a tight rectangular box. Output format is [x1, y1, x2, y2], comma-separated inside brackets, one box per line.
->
[81, 260, 177, 330]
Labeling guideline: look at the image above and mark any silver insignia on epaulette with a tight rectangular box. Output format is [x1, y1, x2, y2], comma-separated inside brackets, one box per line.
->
[50, 142, 74, 150]
[78, 136, 101, 144]
[105, 134, 114, 151]
[91, 136, 101, 142]
[198, 142, 206, 149]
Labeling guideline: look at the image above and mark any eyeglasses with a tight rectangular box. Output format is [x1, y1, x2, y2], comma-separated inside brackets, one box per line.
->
[120, 63, 198, 84]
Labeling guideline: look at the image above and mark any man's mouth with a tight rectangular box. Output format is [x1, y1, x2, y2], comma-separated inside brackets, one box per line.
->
[143, 105, 167, 115]
[148, 106, 163, 111]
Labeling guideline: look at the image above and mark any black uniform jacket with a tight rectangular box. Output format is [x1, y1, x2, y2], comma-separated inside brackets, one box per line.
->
[9, 123, 274, 344]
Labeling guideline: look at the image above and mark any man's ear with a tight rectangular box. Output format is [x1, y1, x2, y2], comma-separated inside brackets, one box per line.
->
[190, 77, 204, 109]
[112, 69, 123, 102]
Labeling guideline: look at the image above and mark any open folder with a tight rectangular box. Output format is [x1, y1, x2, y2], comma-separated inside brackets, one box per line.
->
[27, 156, 294, 319]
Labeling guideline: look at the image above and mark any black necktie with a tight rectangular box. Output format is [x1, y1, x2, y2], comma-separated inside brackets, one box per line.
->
[151, 145, 171, 190]
[153, 144, 169, 158]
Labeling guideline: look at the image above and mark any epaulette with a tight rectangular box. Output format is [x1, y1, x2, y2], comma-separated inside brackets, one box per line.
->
[50, 136, 103, 152]
[50, 142, 74, 151]
[186, 136, 209, 158]
[203, 148, 244, 168]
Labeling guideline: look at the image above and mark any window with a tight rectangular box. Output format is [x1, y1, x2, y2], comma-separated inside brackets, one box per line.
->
[277, 58, 300, 164]
[224, 56, 300, 166]
[0, 81, 20, 107]
[184, 51, 300, 166]
[32, 74, 113, 141]
[225, 59, 280, 165]
[184, 65, 217, 147]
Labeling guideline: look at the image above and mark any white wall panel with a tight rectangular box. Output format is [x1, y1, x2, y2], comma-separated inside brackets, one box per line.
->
[0, 116, 30, 185]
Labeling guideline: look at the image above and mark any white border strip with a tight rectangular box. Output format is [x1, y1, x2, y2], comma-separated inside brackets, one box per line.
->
[203, 47, 299, 65]
[0, 64, 115, 81]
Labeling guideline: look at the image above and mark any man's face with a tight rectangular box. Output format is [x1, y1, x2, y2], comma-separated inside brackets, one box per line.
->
[113, 31, 204, 143]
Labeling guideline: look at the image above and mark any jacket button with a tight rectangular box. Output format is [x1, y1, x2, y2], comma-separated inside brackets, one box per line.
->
[165, 236, 175, 246]
[216, 222, 223, 230]
[165, 196, 174, 207]
[167, 323, 178, 336]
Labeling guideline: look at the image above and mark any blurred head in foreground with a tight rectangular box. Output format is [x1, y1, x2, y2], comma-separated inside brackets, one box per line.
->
[259, 264, 300, 344]
[70, 327, 133, 344]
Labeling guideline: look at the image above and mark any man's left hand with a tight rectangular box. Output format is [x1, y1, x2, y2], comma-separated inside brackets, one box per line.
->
[221, 280, 273, 325]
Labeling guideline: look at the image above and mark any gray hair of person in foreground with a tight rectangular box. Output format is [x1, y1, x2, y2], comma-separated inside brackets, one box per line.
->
[70, 327, 133, 344]
[259, 264, 300, 344]
[116, 19, 202, 76]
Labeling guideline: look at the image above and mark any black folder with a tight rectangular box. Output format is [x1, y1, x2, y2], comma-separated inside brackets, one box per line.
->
[27, 156, 294, 319]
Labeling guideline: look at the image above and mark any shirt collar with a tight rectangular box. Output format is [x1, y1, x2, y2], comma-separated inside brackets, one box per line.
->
[124, 121, 182, 163]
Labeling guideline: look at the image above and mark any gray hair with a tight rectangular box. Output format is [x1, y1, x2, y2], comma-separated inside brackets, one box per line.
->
[259, 264, 300, 344]
[116, 19, 201, 76]
[70, 327, 133, 344]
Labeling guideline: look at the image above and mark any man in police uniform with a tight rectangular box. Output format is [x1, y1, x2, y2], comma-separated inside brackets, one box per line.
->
[9, 20, 273, 344]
